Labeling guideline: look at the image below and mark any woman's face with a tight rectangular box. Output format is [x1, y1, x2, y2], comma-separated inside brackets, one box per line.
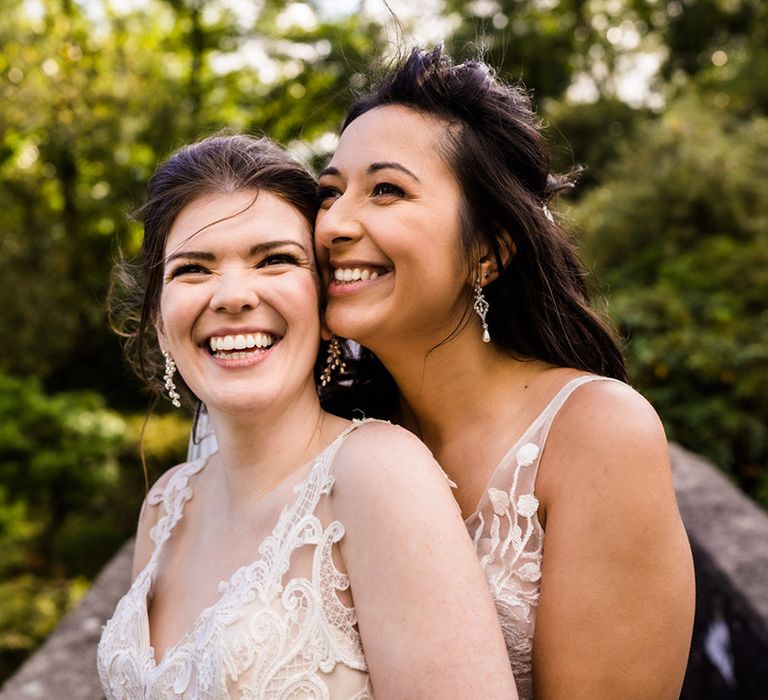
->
[315, 104, 469, 352]
[158, 189, 320, 414]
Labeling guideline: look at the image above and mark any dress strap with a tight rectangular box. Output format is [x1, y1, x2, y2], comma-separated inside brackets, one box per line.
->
[147, 458, 209, 550]
[534, 375, 624, 449]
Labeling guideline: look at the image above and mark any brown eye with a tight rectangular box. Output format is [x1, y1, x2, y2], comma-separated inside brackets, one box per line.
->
[262, 253, 300, 267]
[372, 182, 404, 197]
[318, 186, 341, 209]
[168, 263, 207, 280]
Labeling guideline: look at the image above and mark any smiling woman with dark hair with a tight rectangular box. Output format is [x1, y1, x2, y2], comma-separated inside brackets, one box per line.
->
[98, 133, 518, 699]
[315, 46, 695, 699]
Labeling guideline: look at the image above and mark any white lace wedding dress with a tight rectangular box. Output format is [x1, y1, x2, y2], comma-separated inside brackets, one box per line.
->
[465, 374, 618, 699]
[97, 422, 372, 699]
[128, 374, 615, 699]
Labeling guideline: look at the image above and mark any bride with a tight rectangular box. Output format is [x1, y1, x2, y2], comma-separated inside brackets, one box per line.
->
[98, 134, 517, 698]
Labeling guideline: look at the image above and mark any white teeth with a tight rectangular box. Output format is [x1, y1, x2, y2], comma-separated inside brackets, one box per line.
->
[255, 332, 271, 348]
[333, 267, 383, 283]
[208, 333, 274, 354]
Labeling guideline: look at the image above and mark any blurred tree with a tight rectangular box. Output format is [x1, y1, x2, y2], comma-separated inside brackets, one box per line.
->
[443, 0, 586, 99]
[544, 97, 651, 193]
[610, 0, 768, 116]
[0, 373, 126, 572]
[0, 0, 386, 406]
[571, 97, 768, 499]
[1, 0, 187, 405]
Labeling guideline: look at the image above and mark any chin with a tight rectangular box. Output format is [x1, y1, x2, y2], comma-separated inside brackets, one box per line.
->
[327, 308, 379, 348]
[201, 389, 276, 415]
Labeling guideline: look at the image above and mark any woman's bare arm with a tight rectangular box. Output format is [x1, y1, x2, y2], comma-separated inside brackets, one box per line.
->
[533, 381, 695, 699]
[333, 422, 518, 699]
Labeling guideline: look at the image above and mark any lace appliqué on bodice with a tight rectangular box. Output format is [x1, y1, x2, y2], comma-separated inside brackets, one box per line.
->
[97, 424, 373, 699]
[465, 375, 618, 700]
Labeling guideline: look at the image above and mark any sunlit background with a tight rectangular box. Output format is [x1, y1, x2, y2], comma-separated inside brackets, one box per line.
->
[1, 0, 766, 683]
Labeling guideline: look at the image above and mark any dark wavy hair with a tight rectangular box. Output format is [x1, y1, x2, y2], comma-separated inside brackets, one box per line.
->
[109, 134, 319, 411]
[323, 47, 626, 416]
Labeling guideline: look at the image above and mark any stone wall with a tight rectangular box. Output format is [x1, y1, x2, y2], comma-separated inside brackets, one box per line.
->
[2, 443, 767, 698]
[672, 444, 768, 699]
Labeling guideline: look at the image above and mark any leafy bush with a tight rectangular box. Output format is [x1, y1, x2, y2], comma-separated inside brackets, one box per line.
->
[123, 412, 194, 472]
[0, 372, 190, 681]
[0, 373, 128, 573]
[0, 575, 88, 682]
[571, 97, 768, 503]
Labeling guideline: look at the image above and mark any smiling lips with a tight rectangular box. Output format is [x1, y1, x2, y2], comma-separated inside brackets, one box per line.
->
[208, 332, 274, 359]
[332, 266, 390, 283]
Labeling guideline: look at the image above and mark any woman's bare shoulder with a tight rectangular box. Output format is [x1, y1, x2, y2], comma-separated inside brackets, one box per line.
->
[554, 378, 667, 462]
[329, 419, 459, 521]
[332, 419, 445, 485]
[536, 378, 671, 516]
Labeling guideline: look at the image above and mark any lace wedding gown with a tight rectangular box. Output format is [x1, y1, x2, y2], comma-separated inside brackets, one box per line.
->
[162, 375, 615, 699]
[465, 375, 618, 699]
[97, 422, 372, 699]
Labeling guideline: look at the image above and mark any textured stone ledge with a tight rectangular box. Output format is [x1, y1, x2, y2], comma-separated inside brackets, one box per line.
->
[672, 443, 768, 699]
[2, 443, 768, 698]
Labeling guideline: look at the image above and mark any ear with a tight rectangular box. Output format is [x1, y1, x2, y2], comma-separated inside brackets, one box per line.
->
[475, 232, 516, 285]
[154, 316, 168, 355]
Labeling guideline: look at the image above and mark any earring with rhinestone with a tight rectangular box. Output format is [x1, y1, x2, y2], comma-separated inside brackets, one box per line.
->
[473, 274, 491, 343]
[320, 336, 347, 387]
[163, 351, 182, 408]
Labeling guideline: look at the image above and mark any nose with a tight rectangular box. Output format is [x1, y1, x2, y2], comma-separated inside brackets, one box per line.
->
[314, 196, 365, 252]
[209, 270, 260, 314]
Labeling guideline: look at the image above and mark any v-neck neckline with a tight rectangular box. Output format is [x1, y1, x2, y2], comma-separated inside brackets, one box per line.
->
[463, 374, 606, 525]
[139, 419, 367, 671]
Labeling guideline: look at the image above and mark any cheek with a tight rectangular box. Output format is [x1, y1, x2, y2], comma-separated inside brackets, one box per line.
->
[158, 285, 200, 344]
[284, 275, 322, 330]
[313, 233, 330, 264]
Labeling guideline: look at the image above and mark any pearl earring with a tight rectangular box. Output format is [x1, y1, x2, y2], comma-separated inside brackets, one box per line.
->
[163, 351, 182, 408]
[473, 276, 491, 343]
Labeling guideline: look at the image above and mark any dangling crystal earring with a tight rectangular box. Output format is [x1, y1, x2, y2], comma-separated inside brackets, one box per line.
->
[163, 351, 182, 408]
[320, 336, 347, 387]
[473, 277, 491, 343]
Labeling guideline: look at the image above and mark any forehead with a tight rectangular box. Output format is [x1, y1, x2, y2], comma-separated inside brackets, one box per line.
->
[330, 104, 453, 173]
[166, 189, 311, 252]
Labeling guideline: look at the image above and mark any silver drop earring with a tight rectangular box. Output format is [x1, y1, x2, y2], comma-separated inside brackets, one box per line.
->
[320, 336, 347, 387]
[473, 276, 491, 343]
[163, 351, 182, 408]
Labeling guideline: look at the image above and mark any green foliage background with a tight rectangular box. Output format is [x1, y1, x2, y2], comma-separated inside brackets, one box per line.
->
[1, 0, 766, 683]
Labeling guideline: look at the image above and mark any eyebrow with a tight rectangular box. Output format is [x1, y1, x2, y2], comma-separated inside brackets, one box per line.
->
[318, 162, 421, 182]
[164, 239, 308, 265]
[369, 162, 420, 182]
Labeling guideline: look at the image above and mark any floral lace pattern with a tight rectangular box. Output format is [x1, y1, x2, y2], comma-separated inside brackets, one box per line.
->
[465, 375, 617, 700]
[98, 423, 373, 699]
